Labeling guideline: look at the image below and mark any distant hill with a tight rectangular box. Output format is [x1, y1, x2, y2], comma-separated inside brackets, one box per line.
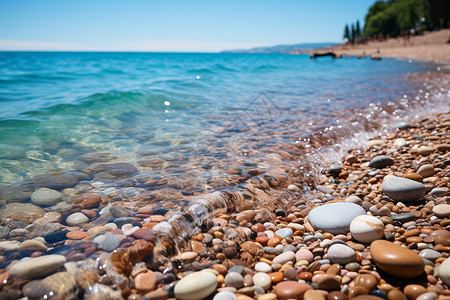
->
[222, 42, 338, 54]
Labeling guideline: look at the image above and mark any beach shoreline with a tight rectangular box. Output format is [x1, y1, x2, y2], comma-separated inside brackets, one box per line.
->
[0, 53, 449, 299]
[296, 29, 450, 64]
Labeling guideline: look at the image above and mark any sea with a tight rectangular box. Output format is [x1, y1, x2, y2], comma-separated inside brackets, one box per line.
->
[0, 52, 449, 211]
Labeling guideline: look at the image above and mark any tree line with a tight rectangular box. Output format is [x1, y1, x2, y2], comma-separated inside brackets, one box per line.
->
[343, 0, 450, 42]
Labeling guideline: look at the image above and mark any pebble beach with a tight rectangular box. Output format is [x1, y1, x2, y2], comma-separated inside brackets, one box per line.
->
[0, 61, 449, 299]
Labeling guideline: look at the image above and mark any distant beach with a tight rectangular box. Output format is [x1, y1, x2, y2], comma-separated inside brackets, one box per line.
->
[297, 29, 450, 63]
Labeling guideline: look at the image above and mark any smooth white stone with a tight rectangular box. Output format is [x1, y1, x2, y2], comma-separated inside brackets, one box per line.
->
[327, 244, 356, 264]
[9, 254, 66, 279]
[350, 215, 384, 243]
[174, 270, 217, 300]
[254, 262, 272, 273]
[308, 202, 365, 234]
[252, 272, 272, 290]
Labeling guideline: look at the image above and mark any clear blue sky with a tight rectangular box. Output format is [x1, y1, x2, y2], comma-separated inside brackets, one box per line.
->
[0, 0, 377, 52]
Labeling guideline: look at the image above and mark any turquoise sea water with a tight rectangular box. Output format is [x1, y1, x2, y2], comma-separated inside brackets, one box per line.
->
[0, 52, 446, 190]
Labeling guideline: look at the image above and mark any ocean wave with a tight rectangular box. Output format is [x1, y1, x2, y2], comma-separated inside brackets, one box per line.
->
[22, 91, 196, 118]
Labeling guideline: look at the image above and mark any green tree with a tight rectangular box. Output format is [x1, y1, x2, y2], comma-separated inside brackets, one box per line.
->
[356, 20, 361, 38]
[344, 24, 350, 42]
[363, 0, 432, 38]
[351, 23, 356, 42]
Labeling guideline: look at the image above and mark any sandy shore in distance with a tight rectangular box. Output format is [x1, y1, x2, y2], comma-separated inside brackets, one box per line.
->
[302, 29, 450, 64]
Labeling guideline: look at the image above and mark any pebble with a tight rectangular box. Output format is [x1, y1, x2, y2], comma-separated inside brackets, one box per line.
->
[430, 187, 447, 197]
[174, 270, 218, 300]
[0, 203, 45, 222]
[66, 231, 88, 240]
[101, 235, 120, 252]
[273, 281, 312, 300]
[66, 212, 89, 227]
[9, 254, 66, 279]
[403, 284, 427, 300]
[284, 267, 298, 281]
[134, 269, 157, 292]
[252, 272, 272, 290]
[304, 289, 326, 300]
[273, 250, 295, 265]
[295, 249, 314, 263]
[354, 274, 377, 292]
[31, 188, 61, 206]
[416, 292, 438, 300]
[18, 240, 48, 251]
[213, 291, 238, 300]
[350, 215, 384, 244]
[391, 213, 416, 223]
[370, 240, 424, 278]
[275, 228, 293, 239]
[432, 204, 450, 218]
[225, 272, 244, 289]
[436, 257, 450, 286]
[417, 146, 435, 155]
[368, 155, 394, 169]
[326, 243, 356, 265]
[254, 262, 272, 273]
[41, 271, 77, 298]
[0, 226, 9, 239]
[419, 249, 442, 261]
[382, 177, 426, 202]
[317, 274, 340, 291]
[388, 289, 408, 300]
[0, 240, 20, 252]
[417, 164, 434, 178]
[44, 231, 67, 243]
[308, 203, 365, 235]
[327, 164, 342, 176]
[430, 230, 450, 246]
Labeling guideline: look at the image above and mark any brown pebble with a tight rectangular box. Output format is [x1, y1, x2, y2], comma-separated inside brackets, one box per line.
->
[402, 172, 423, 182]
[213, 264, 227, 275]
[267, 235, 283, 247]
[269, 272, 283, 284]
[144, 289, 168, 300]
[284, 267, 298, 281]
[304, 289, 326, 300]
[274, 281, 313, 300]
[299, 271, 313, 282]
[370, 240, 424, 278]
[348, 286, 368, 299]
[318, 274, 341, 291]
[134, 269, 156, 293]
[403, 229, 420, 237]
[430, 230, 450, 246]
[66, 231, 87, 240]
[388, 289, 407, 300]
[403, 284, 427, 300]
[406, 236, 423, 243]
[353, 274, 377, 293]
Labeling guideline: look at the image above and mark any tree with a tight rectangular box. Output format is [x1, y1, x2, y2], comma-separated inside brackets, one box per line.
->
[351, 23, 356, 42]
[344, 24, 350, 42]
[363, 0, 432, 38]
[356, 20, 361, 38]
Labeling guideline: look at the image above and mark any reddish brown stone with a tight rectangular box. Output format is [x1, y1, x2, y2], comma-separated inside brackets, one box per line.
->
[66, 231, 87, 240]
[274, 281, 312, 300]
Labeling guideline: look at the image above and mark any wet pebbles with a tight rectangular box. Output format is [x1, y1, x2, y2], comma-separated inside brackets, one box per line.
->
[0, 112, 448, 299]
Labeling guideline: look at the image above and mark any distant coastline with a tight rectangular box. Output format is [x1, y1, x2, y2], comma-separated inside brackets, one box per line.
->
[294, 29, 450, 64]
[222, 42, 337, 54]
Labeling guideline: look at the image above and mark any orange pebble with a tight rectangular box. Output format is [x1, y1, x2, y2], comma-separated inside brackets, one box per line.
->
[267, 235, 283, 247]
[298, 271, 313, 281]
[269, 272, 284, 284]
[66, 231, 88, 240]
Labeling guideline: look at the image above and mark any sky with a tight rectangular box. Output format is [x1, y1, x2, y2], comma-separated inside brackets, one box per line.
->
[0, 0, 377, 52]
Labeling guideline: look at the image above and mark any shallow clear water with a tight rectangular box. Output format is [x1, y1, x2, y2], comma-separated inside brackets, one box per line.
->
[0, 52, 445, 190]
